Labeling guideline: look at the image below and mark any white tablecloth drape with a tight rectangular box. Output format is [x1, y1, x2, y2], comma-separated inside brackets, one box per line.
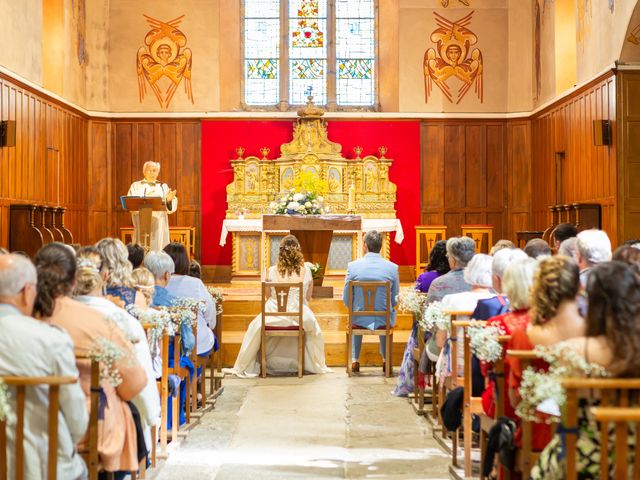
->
[219, 217, 404, 247]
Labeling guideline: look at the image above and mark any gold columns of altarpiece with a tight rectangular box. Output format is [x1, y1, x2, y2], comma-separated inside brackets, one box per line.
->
[225, 97, 398, 219]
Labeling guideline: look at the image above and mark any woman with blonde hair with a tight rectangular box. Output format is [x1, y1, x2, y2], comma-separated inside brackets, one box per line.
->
[224, 235, 330, 377]
[96, 237, 145, 307]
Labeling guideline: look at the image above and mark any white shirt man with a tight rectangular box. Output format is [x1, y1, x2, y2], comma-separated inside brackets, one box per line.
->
[0, 254, 88, 479]
[127, 161, 178, 251]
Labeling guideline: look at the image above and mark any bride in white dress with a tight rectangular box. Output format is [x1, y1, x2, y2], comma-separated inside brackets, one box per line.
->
[224, 235, 331, 377]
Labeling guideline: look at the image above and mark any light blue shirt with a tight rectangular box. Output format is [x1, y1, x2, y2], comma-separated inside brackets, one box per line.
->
[343, 252, 400, 329]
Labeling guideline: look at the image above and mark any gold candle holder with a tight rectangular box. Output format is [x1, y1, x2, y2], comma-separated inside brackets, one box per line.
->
[235, 146, 245, 160]
[260, 147, 271, 160]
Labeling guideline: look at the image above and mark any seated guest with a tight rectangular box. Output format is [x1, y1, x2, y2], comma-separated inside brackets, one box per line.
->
[530, 261, 640, 479]
[558, 236, 579, 261]
[33, 243, 147, 474]
[489, 239, 515, 255]
[576, 229, 612, 287]
[97, 238, 145, 307]
[163, 243, 217, 357]
[225, 235, 330, 376]
[524, 238, 552, 259]
[508, 255, 585, 451]
[472, 248, 528, 321]
[126, 243, 145, 269]
[623, 238, 640, 248]
[74, 247, 161, 455]
[0, 254, 88, 480]
[393, 240, 449, 396]
[343, 230, 399, 373]
[481, 257, 538, 418]
[552, 222, 577, 251]
[613, 244, 640, 278]
[435, 254, 496, 379]
[416, 240, 450, 294]
[131, 267, 157, 308]
[188, 259, 201, 279]
[144, 250, 195, 428]
[419, 236, 475, 370]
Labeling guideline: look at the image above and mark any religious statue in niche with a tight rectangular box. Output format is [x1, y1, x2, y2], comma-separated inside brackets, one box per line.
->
[440, 0, 470, 6]
[423, 12, 483, 104]
[136, 15, 194, 109]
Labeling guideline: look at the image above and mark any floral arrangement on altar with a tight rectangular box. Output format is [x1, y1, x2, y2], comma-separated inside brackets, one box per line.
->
[419, 301, 450, 332]
[468, 323, 505, 363]
[397, 288, 428, 318]
[516, 344, 609, 423]
[307, 262, 322, 279]
[206, 286, 224, 315]
[0, 379, 13, 423]
[88, 336, 128, 387]
[270, 171, 328, 216]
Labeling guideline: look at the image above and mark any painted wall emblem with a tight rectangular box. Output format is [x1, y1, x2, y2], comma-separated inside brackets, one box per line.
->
[136, 15, 194, 108]
[423, 12, 483, 104]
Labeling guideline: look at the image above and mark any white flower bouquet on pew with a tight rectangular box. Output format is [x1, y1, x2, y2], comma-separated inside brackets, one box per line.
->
[206, 286, 224, 315]
[0, 380, 13, 423]
[88, 336, 128, 388]
[516, 344, 608, 423]
[468, 322, 505, 363]
[396, 287, 428, 318]
[419, 301, 450, 332]
[127, 305, 177, 358]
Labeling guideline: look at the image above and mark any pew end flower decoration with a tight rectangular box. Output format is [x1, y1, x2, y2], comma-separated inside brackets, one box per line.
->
[126, 305, 177, 357]
[88, 337, 127, 388]
[468, 323, 505, 363]
[397, 288, 428, 318]
[0, 380, 13, 423]
[206, 286, 224, 315]
[516, 344, 609, 424]
[420, 301, 450, 332]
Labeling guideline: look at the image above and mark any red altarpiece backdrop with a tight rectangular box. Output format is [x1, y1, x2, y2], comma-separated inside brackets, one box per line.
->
[201, 120, 421, 267]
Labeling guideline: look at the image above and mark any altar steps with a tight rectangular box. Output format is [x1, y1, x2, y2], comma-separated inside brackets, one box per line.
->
[220, 297, 413, 368]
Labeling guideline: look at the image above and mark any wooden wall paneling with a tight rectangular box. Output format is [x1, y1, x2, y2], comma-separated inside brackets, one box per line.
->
[506, 121, 532, 242]
[444, 125, 465, 210]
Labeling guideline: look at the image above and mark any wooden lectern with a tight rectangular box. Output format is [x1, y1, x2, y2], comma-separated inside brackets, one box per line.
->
[262, 214, 362, 297]
[121, 196, 166, 250]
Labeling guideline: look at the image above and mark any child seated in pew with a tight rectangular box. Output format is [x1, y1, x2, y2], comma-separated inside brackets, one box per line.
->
[530, 261, 640, 479]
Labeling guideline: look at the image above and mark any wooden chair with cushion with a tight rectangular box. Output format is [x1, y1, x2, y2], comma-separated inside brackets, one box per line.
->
[590, 406, 640, 480]
[346, 281, 393, 378]
[260, 282, 305, 379]
[0, 374, 79, 480]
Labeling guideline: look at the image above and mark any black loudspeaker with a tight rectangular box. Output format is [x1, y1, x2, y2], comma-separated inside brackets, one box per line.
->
[0, 120, 16, 148]
[593, 120, 611, 146]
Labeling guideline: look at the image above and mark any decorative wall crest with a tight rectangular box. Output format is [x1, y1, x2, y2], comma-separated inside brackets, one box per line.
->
[423, 11, 483, 104]
[136, 15, 194, 109]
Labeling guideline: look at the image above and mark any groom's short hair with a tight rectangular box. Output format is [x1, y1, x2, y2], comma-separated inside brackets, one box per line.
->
[364, 230, 382, 254]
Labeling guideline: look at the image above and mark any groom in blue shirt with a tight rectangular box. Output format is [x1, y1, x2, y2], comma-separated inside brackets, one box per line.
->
[343, 230, 400, 372]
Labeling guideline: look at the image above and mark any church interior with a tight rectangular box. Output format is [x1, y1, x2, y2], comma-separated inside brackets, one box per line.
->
[1, 0, 640, 478]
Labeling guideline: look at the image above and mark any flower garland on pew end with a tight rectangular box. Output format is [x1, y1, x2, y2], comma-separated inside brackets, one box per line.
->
[467, 322, 506, 363]
[420, 301, 451, 333]
[396, 287, 428, 318]
[88, 336, 128, 388]
[206, 286, 224, 316]
[127, 305, 177, 358]
[0, 379, 13, 423]
[516, 344, 609, 424]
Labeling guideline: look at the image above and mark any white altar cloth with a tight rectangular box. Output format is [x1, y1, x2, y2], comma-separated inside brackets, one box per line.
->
[219, 217, 404, 247]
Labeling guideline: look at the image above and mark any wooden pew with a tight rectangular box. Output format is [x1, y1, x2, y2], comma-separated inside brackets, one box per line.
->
[0, 375, 78, 480]
[73, 354, 100, 480]
[562, 378, 640, 480]
[412, 319, 427, 415]
[590, 406, 640, 479]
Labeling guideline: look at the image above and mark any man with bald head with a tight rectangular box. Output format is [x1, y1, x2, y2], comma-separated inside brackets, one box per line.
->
[0, 254, 88, 479]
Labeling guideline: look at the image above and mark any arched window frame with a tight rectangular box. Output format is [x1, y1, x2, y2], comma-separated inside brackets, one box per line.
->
[241, 0, 379, 112]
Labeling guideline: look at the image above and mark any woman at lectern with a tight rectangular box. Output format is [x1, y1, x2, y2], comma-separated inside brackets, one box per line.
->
[127, 161, 177, 251]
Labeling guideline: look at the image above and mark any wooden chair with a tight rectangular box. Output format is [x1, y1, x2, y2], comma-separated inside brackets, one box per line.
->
[260, 282, 305, 378]
[415, 225, 447, 279]
[461, 225, 493, 254]
[590, 406, 640, 480]
[0, 375, 78, 480]
[73, 355, 100, 480]
[346, 281, 393, 378]
[561, 378, 640, 480]
[165, 329, 187, 441]
[479, 335, 512, 480]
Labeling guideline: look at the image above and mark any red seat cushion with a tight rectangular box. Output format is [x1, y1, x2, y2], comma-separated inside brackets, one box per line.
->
[265, 325, 300, 331]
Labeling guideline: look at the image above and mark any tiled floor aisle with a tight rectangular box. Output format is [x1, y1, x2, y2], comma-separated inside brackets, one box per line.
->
[153, 371, 450, 479]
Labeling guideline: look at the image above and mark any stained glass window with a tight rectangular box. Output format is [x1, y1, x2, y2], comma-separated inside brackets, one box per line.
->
[244, 0, 280, 105]
[336, 0, 375, 106]
[243, 0, 376, 108]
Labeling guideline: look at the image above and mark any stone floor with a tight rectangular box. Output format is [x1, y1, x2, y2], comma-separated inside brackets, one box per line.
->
[151, 371, 450, 479]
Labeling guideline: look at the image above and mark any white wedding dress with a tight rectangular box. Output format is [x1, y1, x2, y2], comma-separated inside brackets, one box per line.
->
[224, 265, 331, 377]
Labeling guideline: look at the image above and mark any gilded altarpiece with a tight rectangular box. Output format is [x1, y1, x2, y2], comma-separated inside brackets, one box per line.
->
[225, 98, 398, 276]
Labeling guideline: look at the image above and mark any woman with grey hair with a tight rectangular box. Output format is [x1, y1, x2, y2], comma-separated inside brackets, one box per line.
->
[96, 237, 144, 307]
[481, 257, 538, 418]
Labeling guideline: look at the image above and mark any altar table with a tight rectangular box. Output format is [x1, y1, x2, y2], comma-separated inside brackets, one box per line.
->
[220, 216, 404, 277]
